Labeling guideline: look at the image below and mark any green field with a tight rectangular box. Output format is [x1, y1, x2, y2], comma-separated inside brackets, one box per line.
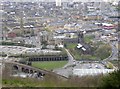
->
[84, 35, 95, 43]
[65, 43, 81, 60]
[32, 61, 68, 70]
[66, 43, 77, 49]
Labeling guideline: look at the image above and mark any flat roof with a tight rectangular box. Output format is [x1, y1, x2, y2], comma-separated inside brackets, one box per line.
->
[73, 69, 115, 76]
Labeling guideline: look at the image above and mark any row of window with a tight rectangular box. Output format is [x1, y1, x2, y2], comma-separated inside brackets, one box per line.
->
[29, 57, 68, 61]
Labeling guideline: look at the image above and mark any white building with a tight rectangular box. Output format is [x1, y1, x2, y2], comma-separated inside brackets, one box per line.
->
[73, 69, 115, 76]
[56, 0, 62, 6]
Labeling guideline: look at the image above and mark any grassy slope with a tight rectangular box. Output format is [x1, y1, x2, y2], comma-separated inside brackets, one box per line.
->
[66, 43, 82, 60]
[2, 75, 103, 87]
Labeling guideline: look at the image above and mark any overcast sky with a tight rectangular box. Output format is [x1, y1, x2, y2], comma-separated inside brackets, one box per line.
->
[1, 0, 119, 2]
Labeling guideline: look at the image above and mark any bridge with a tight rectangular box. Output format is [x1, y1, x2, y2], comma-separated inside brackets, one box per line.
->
[2, 61, 68, 79]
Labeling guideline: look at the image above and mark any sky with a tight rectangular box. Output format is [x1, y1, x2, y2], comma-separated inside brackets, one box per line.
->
[1, 0, 119, 2]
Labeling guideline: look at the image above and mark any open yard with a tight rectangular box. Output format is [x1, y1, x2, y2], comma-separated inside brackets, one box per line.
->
[32, 61, 68, 70]
[84, 35, 95, 43]
[65, 40, 111, 61]
[65, 43, 97, 60]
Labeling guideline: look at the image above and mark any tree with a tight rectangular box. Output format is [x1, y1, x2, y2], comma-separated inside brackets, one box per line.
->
[64, 43, 67, 48]
[19, 58, 27, 64]
[95, 44, 112, 60]
[99, 70, 120, 88]
[55, 44, 59, 50]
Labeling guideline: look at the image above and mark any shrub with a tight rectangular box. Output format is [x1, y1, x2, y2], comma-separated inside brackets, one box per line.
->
[99, 70, 120, 88]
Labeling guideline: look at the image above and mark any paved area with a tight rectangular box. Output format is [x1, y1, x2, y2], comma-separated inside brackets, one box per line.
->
[73, 69, 115, 76]
[53, 62, 107, 77]
[0, 46, 27, 54]
[55, 48, 111, 77]
[107, 41, 118, 61]
[0, 46, 61, 56]
[53, 67, 73, 78]
[53, 44, 117, 77]
[23, 48, 61, 55]
[74, 62, 105, 69]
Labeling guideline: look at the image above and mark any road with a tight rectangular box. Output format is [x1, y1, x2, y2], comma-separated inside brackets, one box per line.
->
[0, 46, 27, 55]
[53, 48, 76, 77]
[103, 41, 118, 62]
[63, 48, 76, 68]
[110, 41, 118, 60]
